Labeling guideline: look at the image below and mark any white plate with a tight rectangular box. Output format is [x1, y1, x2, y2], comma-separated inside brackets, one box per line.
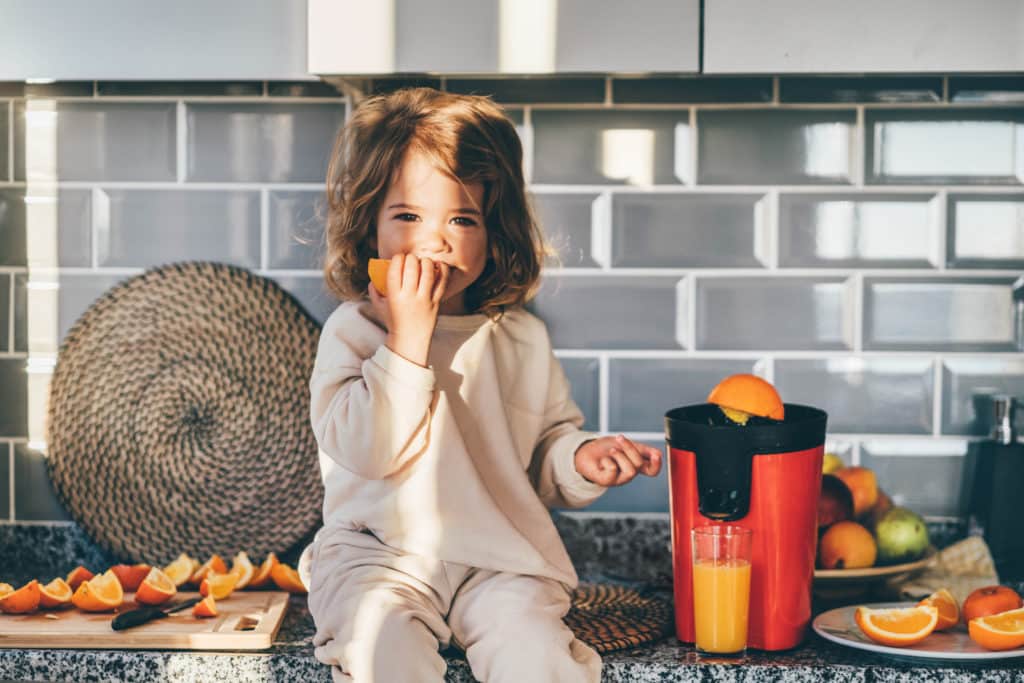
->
[813, 602, 1024, 662]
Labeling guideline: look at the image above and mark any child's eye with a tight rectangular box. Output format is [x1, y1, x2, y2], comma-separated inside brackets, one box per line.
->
[452, 216, 477, 226]
[393, 213, 476, 227]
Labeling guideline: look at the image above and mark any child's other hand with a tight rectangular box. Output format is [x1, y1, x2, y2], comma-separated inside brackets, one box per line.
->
[573, 434, 662, 487]
[369, 254, 450, 367]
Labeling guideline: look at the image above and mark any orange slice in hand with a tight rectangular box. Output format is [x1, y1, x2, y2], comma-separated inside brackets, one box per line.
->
[708, 373, 785, 423]
[368, 258, 390, 296]
[248, 552, 279, 589]
[110, 564, 151, 592]
[192, 595, 218, 618]
[0, 579, 41, 614]
[918, 588, 959, 631]
[65, 566, 94, 591]
[855, 605, 938, 647]
[189, 555, 228, 586]
[228, 552, 255, 590]
[135, 567, 177, 606]
[164, 554, 198, 588]
[72, 570, 124, 612]
[271, 563, 308, 594]
[969, 606, 1024, 651]
[200, 572, 239, 600]
[39, 578, 73, 609]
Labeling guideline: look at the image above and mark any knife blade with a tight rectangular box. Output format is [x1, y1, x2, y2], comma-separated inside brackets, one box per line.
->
[111, 596, 203, 631]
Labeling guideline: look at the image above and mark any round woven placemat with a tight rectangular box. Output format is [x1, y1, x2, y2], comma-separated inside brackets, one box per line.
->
[46, 262, 324, 565]
[566, 583, 673, 653]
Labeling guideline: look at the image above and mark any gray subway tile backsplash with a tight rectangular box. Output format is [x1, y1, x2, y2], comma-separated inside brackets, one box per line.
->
[696, 276, 854, 350]
[2, 76, 1021, 518]
[612, 193, 768, 268]
[97, 189, 261, 268]
[864, 277, 1016, 351]
[697, 109, 856, 185]
[775, 358, 934, 434]
[778, 193, 939, 268]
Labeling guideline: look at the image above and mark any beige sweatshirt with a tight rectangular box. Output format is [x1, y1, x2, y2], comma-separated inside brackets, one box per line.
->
[309, 300, 607, 589]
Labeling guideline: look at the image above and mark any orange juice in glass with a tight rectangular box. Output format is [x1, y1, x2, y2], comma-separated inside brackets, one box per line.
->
[691, 525, 753, 656]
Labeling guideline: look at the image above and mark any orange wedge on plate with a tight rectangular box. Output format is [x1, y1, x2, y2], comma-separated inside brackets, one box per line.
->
[228, 552, 255, 590]
[39, 578, 73, 609]
[190, 555, 228, 585]
[855, 605, 938, 647]
[193, 595, 218, 618]
[368, 258, 390, 296]
[135, 567, 177, 606]
[163, 554, 198, 588]
[708, 374, 785, 423]
[271, 563, 307, 594]
[918, 588, 959, 631]
[72, 570, 124, 612]
[969, 606, 1024, 651]
[200, 572, 239, 600]
[0, 579, 41, 614]
[248, 552, 279, 589]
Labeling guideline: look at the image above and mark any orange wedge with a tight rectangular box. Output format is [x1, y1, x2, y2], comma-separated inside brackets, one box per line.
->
[855, 605, 938, 647]
[110, 564, 151, 592]
[271, 562, 307, 594]
[190, 555, 228, 585]
[200, 572, 239, 600]
[164, 554, 198, 588]
[228, 551, 255, 590]
[969, 606, 1024, 651]
[0, 579, 41, 614]
[72, 570, 124, 612]
[708, 373, 785, 422]
[192, 595, 218, 618]
[0, 583, 13, 599]
[248, 552, 279, 589]
[65, 566, 94, 591]
[368, 258, 390, 296]
[135, 567, 177, 606]
[918, 588, 959, 632]
[39, 578, 73, 609]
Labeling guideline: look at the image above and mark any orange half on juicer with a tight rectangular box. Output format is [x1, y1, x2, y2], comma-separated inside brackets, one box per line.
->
[707, 373, 785, 425]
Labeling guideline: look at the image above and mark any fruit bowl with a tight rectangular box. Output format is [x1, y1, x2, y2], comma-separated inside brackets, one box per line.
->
[813, 547, 937, 599]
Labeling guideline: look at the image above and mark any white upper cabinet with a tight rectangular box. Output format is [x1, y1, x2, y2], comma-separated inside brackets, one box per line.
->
[705, 0, 1024, 74]
[308, 0, 700, 75]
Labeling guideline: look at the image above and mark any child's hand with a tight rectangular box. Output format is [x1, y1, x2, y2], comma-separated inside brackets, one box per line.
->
[574, 434, 662, 487]
[369, 254, 450, 367]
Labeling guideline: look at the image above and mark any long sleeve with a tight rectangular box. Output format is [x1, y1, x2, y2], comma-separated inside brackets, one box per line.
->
[310, 305, 437, 480]
[528, 351, 607, 509]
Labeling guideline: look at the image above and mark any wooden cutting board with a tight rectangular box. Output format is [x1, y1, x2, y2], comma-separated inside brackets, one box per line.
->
[0, 591, 289, 650]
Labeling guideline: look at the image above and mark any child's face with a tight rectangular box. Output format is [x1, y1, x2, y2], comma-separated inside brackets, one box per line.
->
[374, 149, 488, 316]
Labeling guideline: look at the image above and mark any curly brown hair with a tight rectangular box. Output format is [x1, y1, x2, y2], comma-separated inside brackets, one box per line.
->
[322, 87, 550, 317]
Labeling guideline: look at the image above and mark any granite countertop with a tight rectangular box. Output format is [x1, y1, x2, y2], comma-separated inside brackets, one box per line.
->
[2, 514, 1023, 682]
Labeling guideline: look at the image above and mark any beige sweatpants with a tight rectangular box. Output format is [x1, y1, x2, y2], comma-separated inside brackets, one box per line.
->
[299, 528, 602, 683]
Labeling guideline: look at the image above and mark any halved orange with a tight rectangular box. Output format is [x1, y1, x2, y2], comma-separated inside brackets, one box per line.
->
[200, 572, 239, 600]
[71, 570, 124, 612]
[39, 578, 73, 609]
[0, 579, 41, 614]
[109, 564, 151, 592]
[855, 605, 938, 647]
[135, 567, 177, 606]
[163, 554, 198, 588]
[368, 258, 390, 296]
[918, 588, 959, 632]
[708, 374, 785, 422]
[65, 566, 94, 590]
[248, 552, 279, 589]
[189, 555, 228, 585]
[271, 563, 307, 594]
[228, 552, 255, 590]
[969, 607, 1024, 651]
[192, 595, 217, 618]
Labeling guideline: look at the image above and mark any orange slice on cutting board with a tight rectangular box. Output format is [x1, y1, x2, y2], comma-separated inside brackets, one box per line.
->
[193, 595, 218, 618]
[248, 552, 279, 589]
[189, 554, 228, 585]
[135, 567, 177, 606]
[109, 564, 151, 592]
[708, 373, 785, 424]
[368, 258, 390, 296]
[39, 578, 73, 609]
[228, 552, 255, 590]
[65, 566, 95, 591]
[855, 604, 938, 647]
[163, 554, 198, 588]
[0, 579, 41, 614]
[918, 588, 959, 632]
[271, 563, 307, 594]
[200, 572, 239, 600]
[72, 570, 124, 612]
[969, 606, 1024, 651]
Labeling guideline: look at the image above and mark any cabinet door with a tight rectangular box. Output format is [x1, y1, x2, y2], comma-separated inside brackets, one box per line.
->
[308, 0, 699, 75]
[705, 0, 1024, 74]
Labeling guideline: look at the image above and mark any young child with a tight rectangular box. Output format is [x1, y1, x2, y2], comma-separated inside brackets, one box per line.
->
[300, 87, 662, 683]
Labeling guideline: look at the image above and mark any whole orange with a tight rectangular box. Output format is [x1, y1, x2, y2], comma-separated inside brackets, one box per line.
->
[817, 520, 877, 570]
[962, 585, 1023, 624]
[833, 467, 879, 518]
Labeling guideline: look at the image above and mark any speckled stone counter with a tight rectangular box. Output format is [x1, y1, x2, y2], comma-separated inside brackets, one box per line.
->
[3, 513, 1022, 682]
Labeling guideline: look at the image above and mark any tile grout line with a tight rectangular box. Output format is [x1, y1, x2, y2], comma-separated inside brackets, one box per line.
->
[8, 442, 13, 522]
[688, 107, 698, 186]
[933, 357, 944, 437]
[260, 188, 269, 271]
[936, 189, 949, 270]
[854, 105, 866, 187]
[176, 101, 187, 183]
[7, 100, 13, 182]
[7, 273, 14, 351]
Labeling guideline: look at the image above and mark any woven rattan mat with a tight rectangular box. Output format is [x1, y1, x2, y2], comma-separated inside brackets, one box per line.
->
[566, 583, 673, 653]
[46, 262, 324, 564]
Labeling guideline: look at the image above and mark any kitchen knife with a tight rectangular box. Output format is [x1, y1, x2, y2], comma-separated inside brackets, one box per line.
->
[111, 596, 203, 631]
